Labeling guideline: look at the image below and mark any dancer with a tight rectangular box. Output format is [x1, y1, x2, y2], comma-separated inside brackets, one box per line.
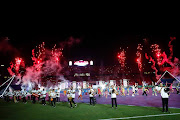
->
[120, 84, 125, 96]
[105, 88, 108, 98]
[132, 85, 135, 97]
[41, 89, 46, 105]
[37, 88, 41, 101]
[13, 90, 17, 103]
[50, 89, 56, 107]
[21, 89, 27, 104]
[31, 88, 37, 104]
[126, 85, 130, 95]
[70, 86, 77, 108]
[98, 87, 101, 97]
[135, 83, 139, 95]
[78, 88, 82, 100]
[48, 89, 52, 104]
[175, 82, 179, 94]
[16, 90, 21, 102]
[89, 86, 95, 106]
[152, 82, 157, 96]
[169, 83, 174, 93]
[64, 89, 67, 96]
[56, 88, 61, 102]
[110, 85, 117, 109]
[142, 85, 149, 96]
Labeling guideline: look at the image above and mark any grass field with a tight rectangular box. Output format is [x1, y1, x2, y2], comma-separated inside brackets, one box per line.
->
[0, 99, 180, 120]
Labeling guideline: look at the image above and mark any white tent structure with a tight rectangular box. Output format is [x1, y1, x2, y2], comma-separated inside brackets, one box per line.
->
[0, 75, 15, 98]
[156, 70, 180, 84]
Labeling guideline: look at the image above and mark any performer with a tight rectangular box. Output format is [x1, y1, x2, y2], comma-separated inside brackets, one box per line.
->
[41, 89, 47, 105]
[126, 85, 130, 95]
[70, 86, 77, 108]
[117, 85, 120, 95]
[152, 82, 157, 96]
[105, 88, 108, 99]
[169, 83, 174, 93]
[120, 85, 125, 96]
[142, 85, 149, 96]
[48, 89, 52, 104]
[64, 89, 67, 96]
[50, 89, 56, 107]
[175, 82, 179, 94]
[21, 89, 27, 104]
[31, 88, 37, 104]
[89, 86, 95, 106]
[135, 83, 139, 95]
[17, 90, 21, 101]
[13, 90, 17, 103]
[132, 85, 135, 97]
[37, 88, 41, 101]
[56, 88, 61, 102]
[97, 87, 101, 97]
[110, 85, 117, 109]
[78, 88, 82, 100]
[157, 83, 170, 113]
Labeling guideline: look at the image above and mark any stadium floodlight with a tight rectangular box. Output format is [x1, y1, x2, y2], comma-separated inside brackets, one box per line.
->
[90, 60, 93, 65]
[69, 61, 72, 66]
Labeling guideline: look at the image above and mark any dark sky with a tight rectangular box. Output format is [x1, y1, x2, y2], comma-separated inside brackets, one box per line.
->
[0, 31, 178, 66]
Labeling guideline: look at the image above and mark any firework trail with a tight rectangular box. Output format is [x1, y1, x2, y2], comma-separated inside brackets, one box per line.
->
[168, 37, 176, 60]
[145, 53, 161, 80]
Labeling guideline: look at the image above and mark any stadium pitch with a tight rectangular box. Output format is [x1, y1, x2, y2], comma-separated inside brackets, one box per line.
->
[0, 99, 180, 120]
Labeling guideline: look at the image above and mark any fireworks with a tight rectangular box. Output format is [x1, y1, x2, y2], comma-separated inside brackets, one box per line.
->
[150, 44, 163, 66]
[32, 42, 45, 71]
[117, 49, 126, 68]
[15, 57, 22, 72]
[52, 44, 63, 63]
[136, 44, 143, 71]
[7, 57, 25, 77]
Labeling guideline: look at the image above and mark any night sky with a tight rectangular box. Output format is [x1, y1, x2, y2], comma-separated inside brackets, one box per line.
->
[0, 31, 178, 67]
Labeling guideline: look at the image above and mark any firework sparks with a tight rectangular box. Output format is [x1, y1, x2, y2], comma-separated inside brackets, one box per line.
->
[117, 49, 126, 68]
[15, 57, 22, 72]
[52, 44, 63, 63]
[150, 44, 163, 66]
[136, 44, 143, 71]
[32, 42, 45, 71]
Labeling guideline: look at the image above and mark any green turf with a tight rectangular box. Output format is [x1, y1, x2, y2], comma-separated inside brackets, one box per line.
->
[0, 99, 180, 120]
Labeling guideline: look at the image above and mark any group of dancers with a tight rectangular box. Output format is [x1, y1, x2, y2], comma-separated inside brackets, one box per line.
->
[2, 81, 180, 112]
